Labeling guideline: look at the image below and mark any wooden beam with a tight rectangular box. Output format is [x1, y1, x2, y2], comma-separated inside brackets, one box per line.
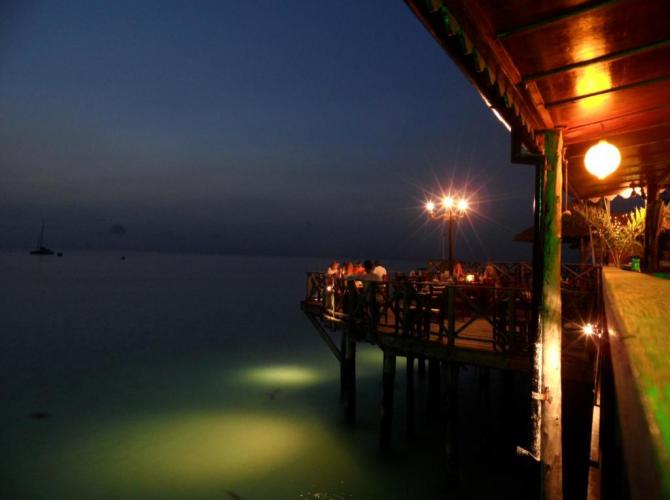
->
[496, 0, 623, 39]
[545, 74, 670, 109]
[522, 38, 670, 83]
[305, 313, 343, 362]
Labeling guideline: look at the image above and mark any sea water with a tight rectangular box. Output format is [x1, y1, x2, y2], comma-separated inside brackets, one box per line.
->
[0, 251, 534, 499]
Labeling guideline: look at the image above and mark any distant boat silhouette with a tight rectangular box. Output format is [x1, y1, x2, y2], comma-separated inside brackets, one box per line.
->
[29, 220, 55, 256]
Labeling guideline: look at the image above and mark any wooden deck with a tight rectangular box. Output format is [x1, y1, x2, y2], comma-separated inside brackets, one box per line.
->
[302, 277, 596, 382]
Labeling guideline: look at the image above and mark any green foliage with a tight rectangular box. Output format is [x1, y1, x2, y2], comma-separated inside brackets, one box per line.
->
[573, 203, 645, 267]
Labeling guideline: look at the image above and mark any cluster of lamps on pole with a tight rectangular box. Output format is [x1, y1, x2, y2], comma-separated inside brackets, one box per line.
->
[425, 195, 469, 276]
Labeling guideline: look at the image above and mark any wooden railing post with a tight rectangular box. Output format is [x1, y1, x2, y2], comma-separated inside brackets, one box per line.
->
[447, 285, 456, 347]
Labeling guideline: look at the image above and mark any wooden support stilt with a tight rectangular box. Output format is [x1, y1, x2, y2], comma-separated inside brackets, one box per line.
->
[502, 370, 516, 449]
[478, 367, 491, 448]
[340, 334, 346, 401]
[644, 179, 660, 272]
[540, 129, 564, 500]
[344, 333, 357, 424]
[380, 350, 396, 450]
[444, 362, 459, 480]
[428, 359, 441, 415]
[418, 356, 426, 379]
[406, 356, 415, 436]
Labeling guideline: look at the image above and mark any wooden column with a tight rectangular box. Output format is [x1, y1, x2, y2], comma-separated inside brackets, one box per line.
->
[344, 333, 357, 424]
[444, 362, 459, 480]
[406, 356, 415, 436]
[428, 359, 441, 415]
[340, 334, 346, 401]
[540, 129, 564, 500]
[644, 179, 660, 272]
[380, 350, 396, 450]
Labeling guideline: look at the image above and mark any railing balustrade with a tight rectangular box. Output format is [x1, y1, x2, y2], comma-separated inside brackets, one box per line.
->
[304, 262, 602, 354]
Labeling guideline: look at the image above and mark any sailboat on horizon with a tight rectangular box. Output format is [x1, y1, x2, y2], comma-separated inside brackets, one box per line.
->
[29, 220, 55, 256]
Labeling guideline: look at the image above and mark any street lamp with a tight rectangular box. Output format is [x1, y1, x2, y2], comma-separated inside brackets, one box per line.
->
[425, 194, 470, 276]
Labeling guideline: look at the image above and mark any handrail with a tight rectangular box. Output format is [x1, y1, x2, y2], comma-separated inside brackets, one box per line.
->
[599, 268, 670, 499]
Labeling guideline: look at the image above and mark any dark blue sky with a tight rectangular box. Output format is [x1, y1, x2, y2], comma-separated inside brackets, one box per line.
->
[1, 0, 535, 261]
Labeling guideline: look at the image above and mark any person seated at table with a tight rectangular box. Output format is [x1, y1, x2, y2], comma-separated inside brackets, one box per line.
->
[372, 259, 387, 279]
[326, 260, 340, 276]
[347, 260, 381, 282]
[353, 261, 366, 275]
[452, 261, 465, 281]
[483, 262, 499, 286]
[342, 261, 355, 277]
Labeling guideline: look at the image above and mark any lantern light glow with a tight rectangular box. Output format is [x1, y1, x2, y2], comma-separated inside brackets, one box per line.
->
[584, 140, 621, 179]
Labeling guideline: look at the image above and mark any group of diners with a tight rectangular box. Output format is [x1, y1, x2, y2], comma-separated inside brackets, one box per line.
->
[409, 260, 501, 287]
[324, 258, 502, 290]
[326, 259, 387, 282]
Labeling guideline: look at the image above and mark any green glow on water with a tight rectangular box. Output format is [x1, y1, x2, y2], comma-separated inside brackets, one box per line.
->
[242, 364, 328, 386]
[41, 411, 355, 499]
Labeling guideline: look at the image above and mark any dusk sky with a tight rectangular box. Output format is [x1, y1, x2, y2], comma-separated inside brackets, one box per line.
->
[1, 0, 535, 261]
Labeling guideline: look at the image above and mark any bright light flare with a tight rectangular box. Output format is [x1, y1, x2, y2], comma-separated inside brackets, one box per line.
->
[619, 187, 634, 199]
[442, 196, 454, 209]
[425, 200, 435, 213]
[457, 199, 469, 212]
[584, 140, 621, 179]
[465, 274, 475, 283]
[582, 323, 595, 336]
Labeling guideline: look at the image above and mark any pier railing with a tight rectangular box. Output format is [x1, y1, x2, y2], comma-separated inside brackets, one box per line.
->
[304, 263, 601, 354]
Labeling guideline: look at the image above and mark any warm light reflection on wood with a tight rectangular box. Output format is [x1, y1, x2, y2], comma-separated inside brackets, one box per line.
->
[576, 65, 612, 110]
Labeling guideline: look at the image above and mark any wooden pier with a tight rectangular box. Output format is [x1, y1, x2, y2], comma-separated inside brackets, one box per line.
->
[301, 262, 600, 438]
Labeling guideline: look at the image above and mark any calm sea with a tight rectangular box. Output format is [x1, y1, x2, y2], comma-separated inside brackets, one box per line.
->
[0, 251, 533, 499]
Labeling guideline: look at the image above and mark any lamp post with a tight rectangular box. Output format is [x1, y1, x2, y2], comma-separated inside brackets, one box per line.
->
[425, 195, 469, 275]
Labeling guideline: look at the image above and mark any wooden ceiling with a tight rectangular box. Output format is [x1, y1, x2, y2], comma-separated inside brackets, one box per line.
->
[406, 0, 670, 199]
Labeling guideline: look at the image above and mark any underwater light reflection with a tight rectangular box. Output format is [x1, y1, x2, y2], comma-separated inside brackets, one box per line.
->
[243, 365, 326, 386]
[57, 412, 311, 493]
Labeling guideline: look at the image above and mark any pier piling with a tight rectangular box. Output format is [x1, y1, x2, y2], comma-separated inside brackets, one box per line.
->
[344, 333, 357, 424]
[380, 350, 396, 450]
[428, 359, 441, 415]
[406, 355, 415, 436]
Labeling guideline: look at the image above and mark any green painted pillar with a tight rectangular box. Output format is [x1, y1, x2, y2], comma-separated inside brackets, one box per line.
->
[541, 129, 564, 500]
[644, 180, 660, 272]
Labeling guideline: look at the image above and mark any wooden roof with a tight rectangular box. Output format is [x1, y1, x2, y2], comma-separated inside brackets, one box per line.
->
[406, 0, 670, 199]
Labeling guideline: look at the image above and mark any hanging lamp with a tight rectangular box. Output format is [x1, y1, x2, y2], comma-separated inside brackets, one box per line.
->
[584, 139, 621, 179]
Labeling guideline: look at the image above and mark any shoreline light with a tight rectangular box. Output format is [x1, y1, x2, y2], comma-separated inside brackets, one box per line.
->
[584, 140, 621, 179]
[583, 323, 595, 336]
